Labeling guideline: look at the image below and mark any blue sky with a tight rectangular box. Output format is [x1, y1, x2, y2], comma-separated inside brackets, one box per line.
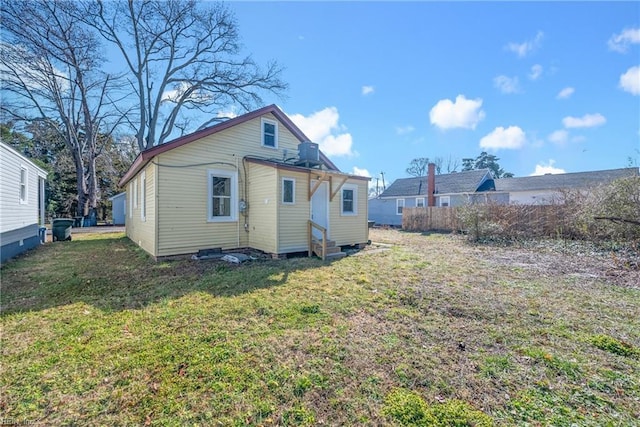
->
[230, 1, 639, 185]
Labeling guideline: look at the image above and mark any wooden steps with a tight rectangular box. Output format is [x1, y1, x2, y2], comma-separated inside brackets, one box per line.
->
[311, 239, 346, 260]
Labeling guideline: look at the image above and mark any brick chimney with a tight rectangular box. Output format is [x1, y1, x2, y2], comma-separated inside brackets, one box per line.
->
[427, 162, 436, 207]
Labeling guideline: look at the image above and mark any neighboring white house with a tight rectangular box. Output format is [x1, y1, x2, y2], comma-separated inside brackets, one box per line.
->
[109, 192, 126, 225]
[0, 142, 47, 265]
[494, 167, 639, 204]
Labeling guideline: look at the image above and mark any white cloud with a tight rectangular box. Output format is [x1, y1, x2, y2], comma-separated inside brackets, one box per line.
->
[352, 166, 371, 177]
[429, 95, 486, 130]
[619, 65, 640, 95]
[494, 75, 521, 94]
[562, 113, 606, 128]
[529, 64, 543, 80]
[556, 87, 575, 99]
[479, 126, 527, 150]
[608, 28, 640, 53]
[289, 107, 355, 157]
[362, 85, 375, 96]
[505, 31, 544, 58]
[395, 125, 415, 135]
[531, 159, 566, 176]
[548, 129, 569, 145]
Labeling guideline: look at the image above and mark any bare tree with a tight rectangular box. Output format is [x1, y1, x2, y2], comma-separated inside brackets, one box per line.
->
[406, 157, 430, 177]
[80, 0, 288, 151]
[1, 0, 124, 217]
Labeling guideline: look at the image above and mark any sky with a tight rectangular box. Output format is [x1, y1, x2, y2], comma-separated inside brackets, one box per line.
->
[228, 1, 640, 186]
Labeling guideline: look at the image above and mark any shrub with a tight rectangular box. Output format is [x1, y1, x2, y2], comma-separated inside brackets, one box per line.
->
[591, 334, 638, 358]
[382, 388, 494, 426]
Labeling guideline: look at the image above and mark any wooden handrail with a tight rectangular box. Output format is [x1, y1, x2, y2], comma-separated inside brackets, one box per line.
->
[308, 220, 327, 261]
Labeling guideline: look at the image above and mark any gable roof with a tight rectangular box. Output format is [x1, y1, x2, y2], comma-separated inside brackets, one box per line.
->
[119, 104, 339, 186]
[494, 167, 639, 192]
[380, 169, 493, 198]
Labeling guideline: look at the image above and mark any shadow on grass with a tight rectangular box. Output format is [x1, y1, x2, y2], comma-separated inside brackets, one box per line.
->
[0, 234, 326, 315]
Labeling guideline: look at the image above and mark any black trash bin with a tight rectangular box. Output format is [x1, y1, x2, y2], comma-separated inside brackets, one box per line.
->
[52, 218, 74, 242]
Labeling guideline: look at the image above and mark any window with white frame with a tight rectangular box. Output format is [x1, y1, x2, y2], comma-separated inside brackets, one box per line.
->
[133, 178, 138, 209]
[341, 184, 357, 215]
[396, 198, 405, 215]
[140, 171, 146, 221]
[208, 169, 237, 222]
[416, 197, 425, 208]
[282, 178, 295, 204]
[19, 166, 28, 204]
[439, 196, 450, 207]
[261, 118, 278, 148]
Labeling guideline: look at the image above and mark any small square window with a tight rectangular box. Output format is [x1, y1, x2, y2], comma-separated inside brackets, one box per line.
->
[416, 197, 425, 208]
[282, 178, 295, 204]
[440, 196, 450, 207]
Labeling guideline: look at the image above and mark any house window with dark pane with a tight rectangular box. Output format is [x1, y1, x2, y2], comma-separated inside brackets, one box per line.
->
[212, 176, 231, 217]
[282, 178, 295, 204]
[262, 118, 278, 148]
[341, 185, 357, 215]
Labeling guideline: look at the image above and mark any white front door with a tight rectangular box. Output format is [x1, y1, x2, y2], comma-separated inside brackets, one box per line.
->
[310, 181, 329, 239]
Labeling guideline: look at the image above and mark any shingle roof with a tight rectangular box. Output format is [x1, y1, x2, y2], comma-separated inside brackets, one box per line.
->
[380, 169, 493, 197]
[494, 167, 639, 192]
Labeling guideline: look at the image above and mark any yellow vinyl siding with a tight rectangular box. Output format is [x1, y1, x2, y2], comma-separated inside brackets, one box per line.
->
[247, 163, 277, 253]
[126, 163, 156, 256]
[277, 170, 311, 253]
[329, 179, 369, 246]
[154, 113, 299, 257]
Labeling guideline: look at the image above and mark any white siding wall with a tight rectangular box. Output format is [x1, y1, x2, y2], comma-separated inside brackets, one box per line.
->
[0, 142, 46, 235]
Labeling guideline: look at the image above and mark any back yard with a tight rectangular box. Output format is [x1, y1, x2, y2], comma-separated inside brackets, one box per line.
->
[1, 230, 639, 426]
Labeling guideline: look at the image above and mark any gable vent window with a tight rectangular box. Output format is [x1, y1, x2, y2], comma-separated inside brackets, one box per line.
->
[262, 118, 278, 148]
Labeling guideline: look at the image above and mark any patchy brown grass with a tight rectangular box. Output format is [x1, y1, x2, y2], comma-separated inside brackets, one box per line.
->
[1, 230, 638, 425]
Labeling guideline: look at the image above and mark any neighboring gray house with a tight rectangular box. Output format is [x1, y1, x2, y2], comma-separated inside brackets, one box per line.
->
[369, 169, 505, 226]
[109, 192, 126, 225]
[494, 167, 639, 204]
[0, 142, 47, 265]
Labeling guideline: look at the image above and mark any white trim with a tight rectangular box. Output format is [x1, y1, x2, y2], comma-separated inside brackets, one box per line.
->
[261, 117, 278, 149]
[282, 177, 295, 204]
[208, 169, 238, 222]
[140, 171, 146, 222]
[128, 183, 133, 218]
[396, 198, 405, 215]
[19, 165, 28, 204]
[416, 197, 425, 208]
[341, 184, 358, 216]
[133, 178, 138, 209]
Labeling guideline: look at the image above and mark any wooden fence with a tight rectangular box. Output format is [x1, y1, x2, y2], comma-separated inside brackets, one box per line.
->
[402, 207, 462, 232]
[402, 205, 572, 237]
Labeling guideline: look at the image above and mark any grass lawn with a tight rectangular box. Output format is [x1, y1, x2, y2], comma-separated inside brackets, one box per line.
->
[1, 230, 639, 426]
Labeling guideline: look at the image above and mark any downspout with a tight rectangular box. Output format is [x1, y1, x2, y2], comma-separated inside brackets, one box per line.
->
[236, 154, 240, 248]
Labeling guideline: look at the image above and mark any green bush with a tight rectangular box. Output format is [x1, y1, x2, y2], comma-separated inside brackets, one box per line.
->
[591, 334, 638, 357]
[382, 388, 494, 426]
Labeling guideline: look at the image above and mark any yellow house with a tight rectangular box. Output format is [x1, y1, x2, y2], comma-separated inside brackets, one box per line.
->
[118, 105, 370, 260]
